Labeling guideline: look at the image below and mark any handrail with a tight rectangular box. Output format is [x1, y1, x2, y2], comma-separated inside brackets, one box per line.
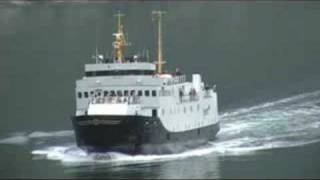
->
[164, 75, 186, 86]
[179, 94, 200, 103]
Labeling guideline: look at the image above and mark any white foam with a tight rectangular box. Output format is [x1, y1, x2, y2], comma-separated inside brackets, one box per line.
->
[211, 138, 320, 156]
[0, 135, 29, 145]
[28, 130, 73, 138]
[31, 144, 217, 167]
[221, 90, 320, 118]
[211, 90, 320, 156]
[0, 130, 73, 145]
[31, 136, 320, 166]
[3, 90, 320, 165]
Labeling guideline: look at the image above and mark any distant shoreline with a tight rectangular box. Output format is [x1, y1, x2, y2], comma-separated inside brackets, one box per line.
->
[1, 0, 112, 5]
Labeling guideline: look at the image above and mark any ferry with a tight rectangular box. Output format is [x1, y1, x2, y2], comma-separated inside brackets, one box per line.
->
[72, 11, 220, 154]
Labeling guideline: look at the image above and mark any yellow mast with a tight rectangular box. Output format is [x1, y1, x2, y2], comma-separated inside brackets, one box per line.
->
[113, 11, 130, 63]
[152, 11, 166, 74]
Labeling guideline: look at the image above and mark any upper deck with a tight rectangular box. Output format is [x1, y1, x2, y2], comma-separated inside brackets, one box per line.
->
[84, 61, 156, 77]
[76, 10, 187, 90]
[77, 68, 186, 88]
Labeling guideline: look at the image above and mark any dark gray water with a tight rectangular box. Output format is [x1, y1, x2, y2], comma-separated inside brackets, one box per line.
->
[1, 1, 320, 178]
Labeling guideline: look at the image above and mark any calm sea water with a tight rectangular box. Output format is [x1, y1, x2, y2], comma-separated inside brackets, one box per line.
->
[1, 1, 320, 178]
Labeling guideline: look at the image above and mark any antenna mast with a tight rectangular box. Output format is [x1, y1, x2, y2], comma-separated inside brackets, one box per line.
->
[113, 11, 130, 63]
[152, 10, 166, 74]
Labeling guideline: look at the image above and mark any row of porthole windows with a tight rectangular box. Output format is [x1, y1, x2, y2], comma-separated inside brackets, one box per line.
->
[77, 90, 157, 99]
[161, 104, 207, 116]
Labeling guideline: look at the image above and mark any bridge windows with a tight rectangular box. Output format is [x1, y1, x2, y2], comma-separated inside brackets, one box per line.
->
[130, 90, 135, 96]
[152, 90, 157, 97]
[117, 90, 122, 96]
[145, 90, 150, 97]
[104, 91, 109, 97]
[124, 90, 129, 96]
[85, 70, 154, 77]
[80, 89, 159, 98]
[110, 90, 116, 96]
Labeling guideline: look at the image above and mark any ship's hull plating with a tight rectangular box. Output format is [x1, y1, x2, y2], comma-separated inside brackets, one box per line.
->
[72, 115, 219, 155]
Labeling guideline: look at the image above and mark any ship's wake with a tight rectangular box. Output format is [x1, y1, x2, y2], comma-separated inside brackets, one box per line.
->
[214, 90, 320, 155]
[1, 90, 320, 166]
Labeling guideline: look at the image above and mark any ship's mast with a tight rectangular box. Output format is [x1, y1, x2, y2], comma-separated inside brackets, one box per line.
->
[113, 11, 130, 63]
[152, 11, 166, 74]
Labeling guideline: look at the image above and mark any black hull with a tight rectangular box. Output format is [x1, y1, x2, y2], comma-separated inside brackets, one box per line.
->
[72, 115, 219, 155]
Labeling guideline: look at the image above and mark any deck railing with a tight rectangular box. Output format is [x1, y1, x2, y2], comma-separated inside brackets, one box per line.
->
[164, 75, 186, 86]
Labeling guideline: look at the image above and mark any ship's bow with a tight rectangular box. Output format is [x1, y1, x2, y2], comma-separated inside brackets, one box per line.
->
[72, 114, 148, 154]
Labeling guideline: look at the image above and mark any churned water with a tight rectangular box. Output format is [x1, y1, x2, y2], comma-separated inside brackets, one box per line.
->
[1, 89, 320, 178]
[1, 1, 320, 178]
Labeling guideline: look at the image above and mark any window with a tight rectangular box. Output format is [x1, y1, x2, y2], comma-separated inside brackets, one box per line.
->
[152, 109, 157, 117]
[184, 107, 187, 113]
[145, 90, 150, 97]
[124, 90, 129, 96]
[85, 70, 154, 77]
[110, 90, 116, 96]
[166, 133, 171, 140]
[78, 92, 82, 98]
[152, 90, 157, 97]
[130, 90, 135, 96]
[84, 92, 89, 98]
[90, 91, 94, 95]
[104, 91, 109, 97]
[197, 104, 200, 111]
[138, 90, 143, 96]
[117, 90, 122, 96]
[190, 106, 193, 112]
